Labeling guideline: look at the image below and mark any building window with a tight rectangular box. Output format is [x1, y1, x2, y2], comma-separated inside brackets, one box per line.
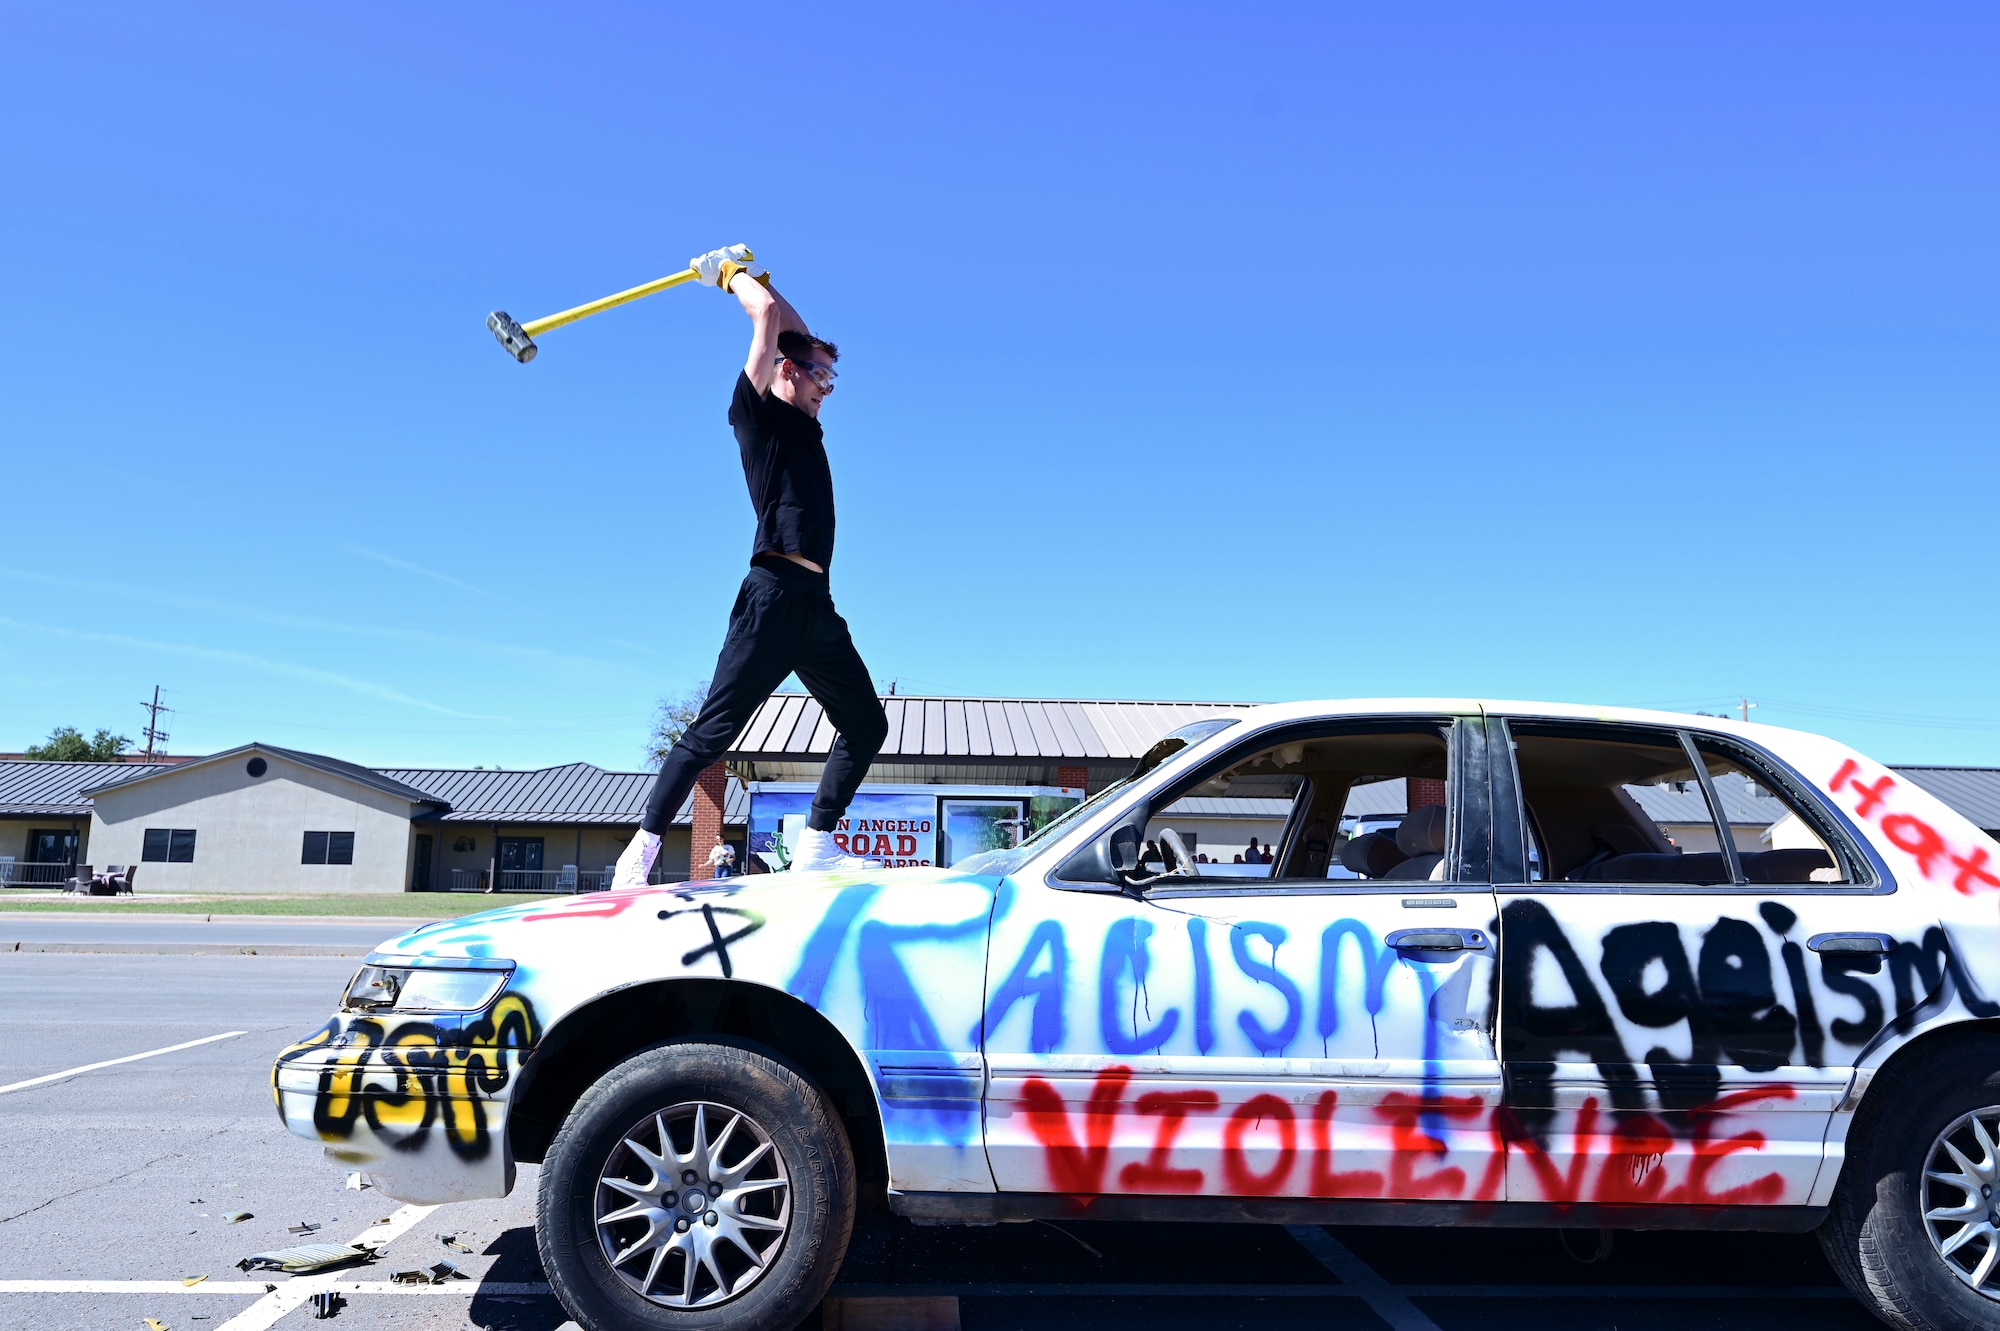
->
[302, 831, 356, 865]
[143, 829, 197, 863]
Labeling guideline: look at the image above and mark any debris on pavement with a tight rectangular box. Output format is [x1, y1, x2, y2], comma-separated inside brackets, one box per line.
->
[287, 1221, 323, 1235]
[222, 1211, 253, 1224]
[310, 1290, 346, 1319]
[389, 1261, 469, 1285]
[144, 1320, 167, 1331]
[343, 1172, 370, 1191]
[180, 1275, 208, 1287]
[236, 1243, 376, 1275]
[436, 1232, 472, 1252]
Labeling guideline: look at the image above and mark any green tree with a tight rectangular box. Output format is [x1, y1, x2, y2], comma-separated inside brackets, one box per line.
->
[647, 681, 710, 768]
[24, 726, 133, 761]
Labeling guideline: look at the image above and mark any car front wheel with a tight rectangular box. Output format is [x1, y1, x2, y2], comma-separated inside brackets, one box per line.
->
[1821, 1035, 2000, 1331]
[538, 1040, 856, 1330]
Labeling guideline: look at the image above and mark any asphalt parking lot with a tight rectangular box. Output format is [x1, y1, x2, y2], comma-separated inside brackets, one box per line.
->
[1, 916, 1885, 1331]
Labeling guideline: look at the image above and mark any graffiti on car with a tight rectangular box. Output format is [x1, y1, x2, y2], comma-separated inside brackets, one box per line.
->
[275, 993, 541, 1160]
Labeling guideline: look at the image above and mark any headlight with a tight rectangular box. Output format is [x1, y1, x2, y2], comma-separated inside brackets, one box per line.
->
[343, 960, 513, 1013]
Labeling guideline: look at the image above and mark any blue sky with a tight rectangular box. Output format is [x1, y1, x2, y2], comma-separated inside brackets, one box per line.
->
[4, 4, 1997, 769]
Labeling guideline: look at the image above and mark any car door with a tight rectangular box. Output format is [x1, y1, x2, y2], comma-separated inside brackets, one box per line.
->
[1491, 714, 1889, 1213]
[981, 714, 1505, 1204]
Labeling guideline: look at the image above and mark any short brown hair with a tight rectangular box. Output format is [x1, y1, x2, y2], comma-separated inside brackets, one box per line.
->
[778, 329, 838, 363]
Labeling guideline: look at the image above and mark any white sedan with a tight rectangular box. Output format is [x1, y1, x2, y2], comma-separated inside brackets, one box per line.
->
[274, 700, 2000, 1331]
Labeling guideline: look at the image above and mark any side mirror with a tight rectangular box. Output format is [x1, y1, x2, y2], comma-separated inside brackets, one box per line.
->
[1107, 825, 1142, 874]
[1055, 821, 1146, 889]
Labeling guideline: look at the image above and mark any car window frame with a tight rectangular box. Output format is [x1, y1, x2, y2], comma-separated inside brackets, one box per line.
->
[1490, 715, 1887, 895]
[1689, 731, 1884, 891]
[1059, 714, 1488, 899]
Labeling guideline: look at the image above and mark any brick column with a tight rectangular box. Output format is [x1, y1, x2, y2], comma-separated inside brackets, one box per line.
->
[689, 762, 728, 879]
[1056, 765, 1089, 796]
[1407, 777, 1448, 812]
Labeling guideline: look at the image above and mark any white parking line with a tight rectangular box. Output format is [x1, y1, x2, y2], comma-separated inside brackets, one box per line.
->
[1286, 1224, 1443, 1331]
[214, 1202, 438, 1331]
[0, 1031, 247, 1095]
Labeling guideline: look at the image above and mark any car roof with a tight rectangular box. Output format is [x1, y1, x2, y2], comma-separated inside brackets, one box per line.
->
[1221, 698, 1809, 747]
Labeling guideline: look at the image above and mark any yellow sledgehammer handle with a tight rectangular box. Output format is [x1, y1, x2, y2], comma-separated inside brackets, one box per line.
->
[521, 267, 700, 337]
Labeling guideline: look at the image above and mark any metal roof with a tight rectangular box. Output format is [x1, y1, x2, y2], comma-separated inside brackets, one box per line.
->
[379, 764, 747, 827]
[730, 695, 1259, 763]
[1626, 773, 1781, 827]
[1161, 796, 1296, 819]
[0, 761, 156, 816]
[78, 743, 445, 808]
[1894, 767, 2000, 832]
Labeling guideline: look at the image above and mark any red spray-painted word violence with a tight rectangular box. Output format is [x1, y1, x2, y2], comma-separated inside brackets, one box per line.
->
[1019, 1067, 1792, 1209]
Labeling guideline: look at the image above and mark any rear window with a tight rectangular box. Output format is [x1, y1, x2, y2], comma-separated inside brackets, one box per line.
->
[1505, 721, 1864, 887]
[1510, 723, 1732, 885]
[1692, 737, 1859, 884]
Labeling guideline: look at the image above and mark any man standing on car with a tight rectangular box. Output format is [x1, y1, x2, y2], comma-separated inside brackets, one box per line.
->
[612, 246, 888, 885]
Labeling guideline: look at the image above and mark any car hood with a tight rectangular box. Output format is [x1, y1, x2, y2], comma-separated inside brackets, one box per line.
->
[368, 868, 1008, 1039]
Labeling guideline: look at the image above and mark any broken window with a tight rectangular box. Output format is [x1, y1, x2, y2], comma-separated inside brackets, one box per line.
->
[1692, 737, 1854, 884]
[1507, 723, 1731, 885]
[1144, 722, 1459, 882]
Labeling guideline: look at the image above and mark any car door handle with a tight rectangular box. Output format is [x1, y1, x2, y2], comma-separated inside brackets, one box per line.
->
[1808, 932, 1893, 955]
[1387, 928, 1486, 952]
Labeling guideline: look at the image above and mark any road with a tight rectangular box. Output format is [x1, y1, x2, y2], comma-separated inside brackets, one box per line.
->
[0, 949, 1881, 1330]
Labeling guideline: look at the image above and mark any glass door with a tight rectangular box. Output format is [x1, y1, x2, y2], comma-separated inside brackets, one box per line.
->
[941, 799, 1026, 868]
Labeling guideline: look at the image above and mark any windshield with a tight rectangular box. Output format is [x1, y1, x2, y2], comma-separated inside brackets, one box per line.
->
[950, 718, 1241, 876]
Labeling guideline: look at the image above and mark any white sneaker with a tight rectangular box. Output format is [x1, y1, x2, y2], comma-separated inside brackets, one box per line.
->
[612, 830, 661, 888]
[789, 826, 881, 872]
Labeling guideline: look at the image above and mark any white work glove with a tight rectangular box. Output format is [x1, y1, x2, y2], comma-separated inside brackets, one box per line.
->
[690, 244, 769, 292]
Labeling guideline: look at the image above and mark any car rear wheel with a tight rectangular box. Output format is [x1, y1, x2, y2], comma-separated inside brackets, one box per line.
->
[539, 1040, 855, 1330]
[1821, 1035, 2000, 1331]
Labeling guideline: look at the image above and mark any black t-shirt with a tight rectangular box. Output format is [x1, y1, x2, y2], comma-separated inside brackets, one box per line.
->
[730, 371, 836, 571]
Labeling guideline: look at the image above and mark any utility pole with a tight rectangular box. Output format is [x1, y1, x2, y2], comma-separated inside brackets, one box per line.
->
[139, 685, 173, 761]
[1740, 697, 1757, 723]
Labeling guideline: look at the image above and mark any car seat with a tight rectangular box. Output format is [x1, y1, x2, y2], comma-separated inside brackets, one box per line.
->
[1382, 805, 1448, 880]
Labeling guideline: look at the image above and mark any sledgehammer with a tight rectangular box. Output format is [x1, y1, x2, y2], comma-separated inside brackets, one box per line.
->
[488, 259, 723, 363]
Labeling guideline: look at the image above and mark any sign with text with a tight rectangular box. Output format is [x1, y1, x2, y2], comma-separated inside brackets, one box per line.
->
[749, 791, 937, 869]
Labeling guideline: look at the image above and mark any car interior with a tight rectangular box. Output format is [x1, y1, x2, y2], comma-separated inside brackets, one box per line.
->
[1509, 722, 1847, 885]
[1141, 725, 1457, 882]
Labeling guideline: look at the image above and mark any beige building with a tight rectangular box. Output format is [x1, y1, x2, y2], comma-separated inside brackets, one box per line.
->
[85, 745, 441, 893]
[57, 743, 743, 895]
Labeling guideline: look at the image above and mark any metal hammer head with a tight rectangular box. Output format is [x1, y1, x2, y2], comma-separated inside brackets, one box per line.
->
[487, 311, 537, 363]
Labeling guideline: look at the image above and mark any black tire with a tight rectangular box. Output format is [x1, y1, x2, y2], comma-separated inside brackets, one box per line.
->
[538, 1039, 856, 1331]
[1821, 1034, 2000, 1331]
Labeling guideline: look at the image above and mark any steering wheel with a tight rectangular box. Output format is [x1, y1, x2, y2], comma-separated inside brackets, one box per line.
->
[1157, 828, 1198, 877]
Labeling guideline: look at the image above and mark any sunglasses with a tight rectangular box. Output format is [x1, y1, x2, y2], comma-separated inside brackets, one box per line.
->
[778, 356, 838, 391]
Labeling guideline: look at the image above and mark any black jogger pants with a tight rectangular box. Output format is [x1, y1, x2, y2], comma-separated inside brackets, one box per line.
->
[641, 558, 887, 837]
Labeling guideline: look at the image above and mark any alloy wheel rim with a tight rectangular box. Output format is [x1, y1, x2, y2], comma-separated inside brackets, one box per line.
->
[1922, 1105, 2000, 1298]
[594, 1100, 791, 1308]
